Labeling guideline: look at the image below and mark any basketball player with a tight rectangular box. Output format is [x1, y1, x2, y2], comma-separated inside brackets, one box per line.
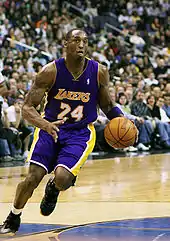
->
[0, 29, 124, 234]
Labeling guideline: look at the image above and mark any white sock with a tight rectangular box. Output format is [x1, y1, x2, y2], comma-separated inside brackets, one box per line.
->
[12, 206, 23, 215]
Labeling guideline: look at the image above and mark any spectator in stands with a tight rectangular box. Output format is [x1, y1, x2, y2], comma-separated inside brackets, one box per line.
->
[117, 93, 152, 151]
[154, 58, 168, 79]
[151, 17, 161, 32]
[6, 99, 33, 158]
[165, 83, 170, 93]
[163, 93, 170, 118]
[0, 71, 11, 160]
[156, 97, 170, 123]
[125, 88, 134, 104]
[147, 95, 170, 149]
[0, 97, 13, 161]
[0, 71, 22, 160]
[130, 91, 151, 118]
[152, 86, 162, 99]
[144, 72, 159, 86]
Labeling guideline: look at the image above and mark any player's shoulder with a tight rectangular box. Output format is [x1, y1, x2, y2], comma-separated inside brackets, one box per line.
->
[35, 61, 57, 87]
[97, 63, 109, 86]
[85, 56, 98, 65]
[98, 63, 108, 73]
[41, 60, 57, 73]
[86, 57, 106, 73]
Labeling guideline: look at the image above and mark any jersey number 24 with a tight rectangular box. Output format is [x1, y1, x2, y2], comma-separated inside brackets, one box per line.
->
[57, 102, 84, 122]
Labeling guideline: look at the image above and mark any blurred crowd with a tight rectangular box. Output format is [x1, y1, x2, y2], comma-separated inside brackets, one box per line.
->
[0, 0, 170, 161]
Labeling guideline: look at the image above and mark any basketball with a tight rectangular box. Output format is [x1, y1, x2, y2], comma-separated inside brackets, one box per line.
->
[104, 117, 138, 149]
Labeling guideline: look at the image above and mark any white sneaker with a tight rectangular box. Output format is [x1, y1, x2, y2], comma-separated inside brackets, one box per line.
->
[124, 146, 138, 152]
[128, 146, 138, 152]
[137, 143, 150, 151]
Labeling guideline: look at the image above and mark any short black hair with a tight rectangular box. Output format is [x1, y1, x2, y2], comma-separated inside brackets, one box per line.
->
[65, 28, 86, 41]
[163, 93, 170, 98]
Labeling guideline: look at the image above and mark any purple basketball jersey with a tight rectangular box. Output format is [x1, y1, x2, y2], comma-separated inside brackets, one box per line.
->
[44, 58, 99, 129]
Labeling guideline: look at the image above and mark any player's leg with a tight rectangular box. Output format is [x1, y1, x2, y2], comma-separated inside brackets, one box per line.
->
[14, 164, 46, 208]
[0, 128, 56, 234]
[40, 167, 75, 216]
[0, 164, 46, 234]
[40, 123, 96, 216]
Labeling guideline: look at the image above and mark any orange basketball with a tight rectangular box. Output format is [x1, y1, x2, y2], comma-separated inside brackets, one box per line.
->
[104, 117, 138, 149]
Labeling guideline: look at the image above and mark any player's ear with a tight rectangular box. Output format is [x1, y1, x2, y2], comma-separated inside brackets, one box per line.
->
[63, 40, 67, 48]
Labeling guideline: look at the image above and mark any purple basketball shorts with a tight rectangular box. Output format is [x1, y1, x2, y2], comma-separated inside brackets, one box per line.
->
[27, 123, 96, 176]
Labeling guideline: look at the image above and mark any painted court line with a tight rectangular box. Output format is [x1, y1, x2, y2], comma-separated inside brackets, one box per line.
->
[152, 233, 165, 241]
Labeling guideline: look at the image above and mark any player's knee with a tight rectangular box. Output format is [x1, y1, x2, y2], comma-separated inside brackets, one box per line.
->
[24, 174, 42, 190]
[54, 175, 71, 191]
[54, 167, 74, 191]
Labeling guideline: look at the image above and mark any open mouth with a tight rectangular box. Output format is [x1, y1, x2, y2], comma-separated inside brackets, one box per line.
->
[77, 50, 84, 54]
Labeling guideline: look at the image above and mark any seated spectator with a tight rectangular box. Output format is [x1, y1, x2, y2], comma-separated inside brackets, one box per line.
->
[151, 86, 162, 99]
[6, 98, 33, 158]
[151, 17, 161, 32]
[147, 95, 170, 149]
[162, 93, 170, 118]
[130, 91, 161, 149]
[136, 79, 145, 91]
[144, 72, 159, 86]
[0, 71, 12, 160]
[125, 88, 134, 104]
[0, 96, 12, 161]
[156, 97, 170, 123]
[154, 58, 168, 80]
[130, 91, 151, 118]
[0, 96, 22, 160]
[117, 93, 153, 151]
[131, 11, 141, 25]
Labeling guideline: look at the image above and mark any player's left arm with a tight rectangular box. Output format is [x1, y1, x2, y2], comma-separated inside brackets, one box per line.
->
[98, 64, 124, 120]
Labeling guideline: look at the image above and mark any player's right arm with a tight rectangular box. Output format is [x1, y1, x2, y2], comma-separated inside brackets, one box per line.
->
[22, 62, 65, 141]
[98, 64, 123, 119]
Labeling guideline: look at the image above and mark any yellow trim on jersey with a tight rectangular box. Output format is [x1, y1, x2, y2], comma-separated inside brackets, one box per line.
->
[97, 62, 100, 88]
[85, 56, 91, 60]
[26, 128, 40, 163]
[41, 92, 48, 118]
[69, 57, 89, 81]
[71, 123, 96, 176]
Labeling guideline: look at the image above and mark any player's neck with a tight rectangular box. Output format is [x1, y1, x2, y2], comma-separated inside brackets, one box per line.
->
[65, 55, 85, 72]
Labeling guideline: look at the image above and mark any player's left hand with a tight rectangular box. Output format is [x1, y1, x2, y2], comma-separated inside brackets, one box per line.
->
[46, 117, 67, 142]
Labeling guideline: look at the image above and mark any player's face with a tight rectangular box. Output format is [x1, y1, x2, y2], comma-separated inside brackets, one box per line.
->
[66, 30, 88, 58]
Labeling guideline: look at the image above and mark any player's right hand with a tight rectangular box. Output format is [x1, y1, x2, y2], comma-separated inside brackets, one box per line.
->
[46, 117, 67, 142]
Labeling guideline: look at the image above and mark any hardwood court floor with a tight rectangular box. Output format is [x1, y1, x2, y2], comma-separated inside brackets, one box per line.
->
[0, 153, 170, 240]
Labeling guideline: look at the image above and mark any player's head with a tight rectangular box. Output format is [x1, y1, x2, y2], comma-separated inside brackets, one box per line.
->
[64, 29, 88, 59]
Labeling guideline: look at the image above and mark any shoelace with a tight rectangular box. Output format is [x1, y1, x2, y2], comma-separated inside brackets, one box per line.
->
[3, 216, 12, 228]
[43, 178, 59, 202]
[2, 213, 20, 228]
